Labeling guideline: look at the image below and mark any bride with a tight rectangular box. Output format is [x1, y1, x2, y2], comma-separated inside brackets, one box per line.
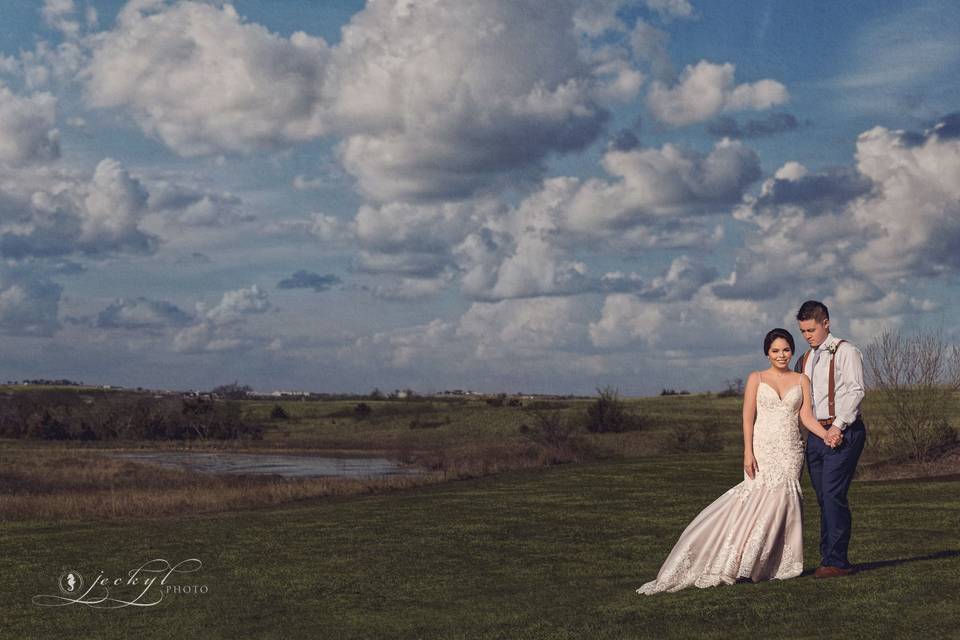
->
[636, 328, 835, 595]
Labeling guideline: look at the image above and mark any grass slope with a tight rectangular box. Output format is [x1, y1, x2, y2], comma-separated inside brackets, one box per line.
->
[2, 450, 958, 639]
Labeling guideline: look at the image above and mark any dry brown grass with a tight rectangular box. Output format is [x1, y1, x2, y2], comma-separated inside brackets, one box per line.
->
[3, 428, 956, 521]
[0, 439, 591, 522]
[0, 447, 439, 522]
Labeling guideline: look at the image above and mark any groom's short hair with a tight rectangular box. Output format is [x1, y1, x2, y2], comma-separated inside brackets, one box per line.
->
[797, 300, 829, 323]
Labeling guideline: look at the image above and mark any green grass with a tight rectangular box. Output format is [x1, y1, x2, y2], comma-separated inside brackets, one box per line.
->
[2, 449, 957, 639]
[242, 390, 957, 461]
[240, 394, 748, 459]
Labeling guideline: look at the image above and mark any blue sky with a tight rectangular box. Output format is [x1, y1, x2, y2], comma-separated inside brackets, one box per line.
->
[0, 0, 958, 394]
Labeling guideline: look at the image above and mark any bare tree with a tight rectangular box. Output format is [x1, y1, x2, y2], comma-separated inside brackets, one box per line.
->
[864, 329, 960, 462]
[585, 386, 640, 433]
[521, 409, 577, 448]
[718, 378, 744, 398]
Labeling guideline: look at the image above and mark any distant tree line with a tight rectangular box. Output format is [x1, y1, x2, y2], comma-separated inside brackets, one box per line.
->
[0, 390, 263, 441]
[8, 379, 86, 387]
[210, 381, 253, 400]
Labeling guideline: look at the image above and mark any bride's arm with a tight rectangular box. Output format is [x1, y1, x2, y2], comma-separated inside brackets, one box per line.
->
[798, 375, 831, 440]
[742, 372, 759, 479]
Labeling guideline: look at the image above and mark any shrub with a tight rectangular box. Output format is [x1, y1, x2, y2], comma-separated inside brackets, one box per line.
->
[485, 393, 507, 407]
[354, 402, 372, 418]
[521, 409, 578, 448]
[270, 404, 290, 420]
[210, 381, 252, 400]
[930, 420, 959, 455]
[584, 386, 641, 433]
[27, 410, 70, 440]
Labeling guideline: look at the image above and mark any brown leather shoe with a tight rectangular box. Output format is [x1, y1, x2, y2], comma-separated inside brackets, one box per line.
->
[814, 565, 853, 579]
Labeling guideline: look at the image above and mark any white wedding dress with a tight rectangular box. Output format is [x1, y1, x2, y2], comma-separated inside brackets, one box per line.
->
[637, 381, 806, 594]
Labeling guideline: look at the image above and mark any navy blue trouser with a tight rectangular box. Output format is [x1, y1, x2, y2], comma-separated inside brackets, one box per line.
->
[805, 418, 866, 569]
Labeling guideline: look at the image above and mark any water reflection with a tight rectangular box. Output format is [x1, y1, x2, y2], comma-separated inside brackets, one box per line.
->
[110, 451, 424, 478]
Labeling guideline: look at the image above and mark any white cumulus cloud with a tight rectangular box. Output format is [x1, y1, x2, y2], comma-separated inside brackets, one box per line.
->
[173, 284, 273, 353]
[0, 84, 60, 166]
[84, 1, 330, 156]
[328, 0, 625, 202]
[83, 0, 642, 203]
[647, 60, 788, 127]
[0, 158, 156, 259]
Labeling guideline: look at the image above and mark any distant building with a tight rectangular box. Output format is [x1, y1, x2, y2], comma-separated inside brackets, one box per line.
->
[270, 390, 311, 397]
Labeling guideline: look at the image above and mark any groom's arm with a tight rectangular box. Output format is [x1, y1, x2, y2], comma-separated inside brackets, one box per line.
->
[833, 343, 865, 430]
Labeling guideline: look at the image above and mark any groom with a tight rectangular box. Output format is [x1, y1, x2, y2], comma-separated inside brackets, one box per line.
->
[794, 300, 867, 578]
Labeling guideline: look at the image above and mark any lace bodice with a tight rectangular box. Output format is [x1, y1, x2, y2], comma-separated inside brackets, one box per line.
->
[756, 380, 803, 413]
[751, 381, 805, 488]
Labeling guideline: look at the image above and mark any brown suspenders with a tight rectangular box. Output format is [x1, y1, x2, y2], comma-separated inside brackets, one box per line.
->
[800, 349, 812, 374]
[801, 340, 847, 420]
[827, 340, 846, 419]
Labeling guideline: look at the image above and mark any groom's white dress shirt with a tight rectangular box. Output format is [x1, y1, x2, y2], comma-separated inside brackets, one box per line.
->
[803, 333, 865, 431]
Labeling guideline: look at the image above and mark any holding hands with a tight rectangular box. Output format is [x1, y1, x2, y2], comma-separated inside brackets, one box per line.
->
[823, 426, 843, 449]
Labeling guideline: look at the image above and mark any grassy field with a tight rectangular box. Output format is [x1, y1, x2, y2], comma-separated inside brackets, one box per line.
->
[2, 391, 958, 638]
[3, 390, 953, 521]
[0, 393, 744, 521]
[1, 449, 958, 639]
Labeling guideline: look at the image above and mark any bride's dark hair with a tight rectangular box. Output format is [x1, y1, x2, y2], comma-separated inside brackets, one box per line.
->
[763, 328, 795, 355]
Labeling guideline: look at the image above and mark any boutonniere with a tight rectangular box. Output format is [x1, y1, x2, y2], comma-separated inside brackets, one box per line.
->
[826, 341, 839, 355]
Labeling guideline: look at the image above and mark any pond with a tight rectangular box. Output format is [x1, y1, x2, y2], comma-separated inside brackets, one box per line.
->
[109, 451, 425, 479]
